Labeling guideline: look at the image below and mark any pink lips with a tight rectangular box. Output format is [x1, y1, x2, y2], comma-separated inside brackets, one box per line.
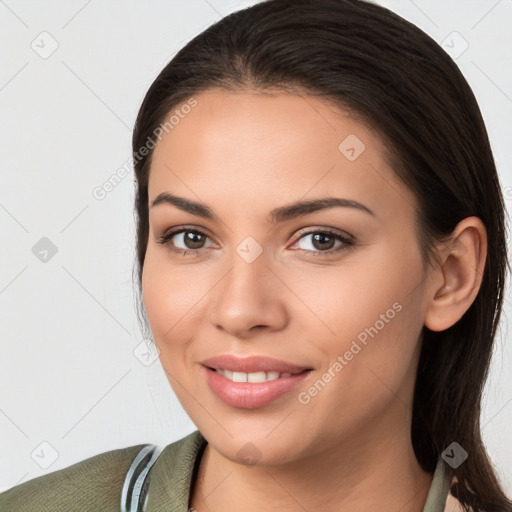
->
[201, 354, 313, 409]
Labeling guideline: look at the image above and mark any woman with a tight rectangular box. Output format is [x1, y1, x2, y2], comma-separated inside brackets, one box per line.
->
[1, 0, 510, 511]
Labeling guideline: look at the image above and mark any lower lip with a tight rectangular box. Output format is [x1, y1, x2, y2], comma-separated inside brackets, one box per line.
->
[202, 366, 312, 409]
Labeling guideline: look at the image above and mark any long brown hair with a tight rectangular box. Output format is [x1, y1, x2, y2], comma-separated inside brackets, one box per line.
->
[131, 1, 511, 509]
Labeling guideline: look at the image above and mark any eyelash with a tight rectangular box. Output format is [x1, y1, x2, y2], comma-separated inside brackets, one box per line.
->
[156, 226, 354, 258]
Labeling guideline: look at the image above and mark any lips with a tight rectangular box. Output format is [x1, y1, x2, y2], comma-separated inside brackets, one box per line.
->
[201, 354, 312, 374]
[202, 366, 312, 409]
[200, 354, 314, 409]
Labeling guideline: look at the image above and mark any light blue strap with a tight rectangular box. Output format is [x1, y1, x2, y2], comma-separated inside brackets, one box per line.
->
[121, 444, 164, 512]
[423, 458, 454, 512]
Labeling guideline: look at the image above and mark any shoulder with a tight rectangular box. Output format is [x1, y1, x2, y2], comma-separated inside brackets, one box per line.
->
[444, 492, 466, 512]
[144, 430, 208, 511]
[444, 478, 473, 512]
[0, 443, 149, 512]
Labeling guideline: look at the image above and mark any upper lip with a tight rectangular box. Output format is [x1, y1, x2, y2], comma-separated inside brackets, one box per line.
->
[202, 355, 312, 374]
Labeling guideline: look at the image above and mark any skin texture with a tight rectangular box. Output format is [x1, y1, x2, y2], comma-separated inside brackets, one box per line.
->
[142, 89, 487, 512]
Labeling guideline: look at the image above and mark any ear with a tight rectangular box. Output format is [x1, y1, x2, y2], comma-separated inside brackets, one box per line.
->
[424, 216, 487, 332]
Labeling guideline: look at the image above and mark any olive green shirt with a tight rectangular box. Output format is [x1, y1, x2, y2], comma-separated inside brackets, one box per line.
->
[0, 430, 454, 511]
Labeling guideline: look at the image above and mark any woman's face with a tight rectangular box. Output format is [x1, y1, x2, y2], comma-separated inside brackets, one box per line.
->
[142, 89, 432, 465]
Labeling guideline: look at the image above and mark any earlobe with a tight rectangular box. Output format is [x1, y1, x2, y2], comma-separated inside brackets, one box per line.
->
[424, 217, 487, 332]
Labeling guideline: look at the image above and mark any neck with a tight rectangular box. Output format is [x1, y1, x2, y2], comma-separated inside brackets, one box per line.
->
[189, 411, 433, 512]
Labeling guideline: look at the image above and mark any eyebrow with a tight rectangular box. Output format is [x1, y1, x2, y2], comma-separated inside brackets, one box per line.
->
[150, 192, 375, 223]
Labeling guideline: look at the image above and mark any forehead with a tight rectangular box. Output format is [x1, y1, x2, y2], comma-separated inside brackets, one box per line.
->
[148, 89, 417, 222]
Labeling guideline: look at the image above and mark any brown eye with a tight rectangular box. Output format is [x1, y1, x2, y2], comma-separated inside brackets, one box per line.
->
[293, 229, 353, 255]
[157, 228, 214, 255]
[308, 232, 336, 251]
[179, 230, 207, 249]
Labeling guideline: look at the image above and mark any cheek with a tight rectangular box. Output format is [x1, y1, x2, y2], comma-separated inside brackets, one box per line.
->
[141, 249, 207, 346]
[296, 298, 423, 444]
[141, 254, 201, 402]
[297, 242, 425, 404]
[290, 243, 421, 347]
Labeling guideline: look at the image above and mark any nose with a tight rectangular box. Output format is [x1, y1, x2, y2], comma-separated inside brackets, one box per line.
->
[207, 251, 289, 339]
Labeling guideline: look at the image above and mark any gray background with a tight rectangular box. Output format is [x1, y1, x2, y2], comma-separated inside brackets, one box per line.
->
[1, 0, 511, 495]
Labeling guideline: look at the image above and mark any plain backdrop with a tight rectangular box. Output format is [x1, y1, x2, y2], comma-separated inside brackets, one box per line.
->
[1, 0, 511, 496]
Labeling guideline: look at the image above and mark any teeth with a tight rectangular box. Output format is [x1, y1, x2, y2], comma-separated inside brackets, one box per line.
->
[215, 369, 295, 382]
[248, 371, 266, 383]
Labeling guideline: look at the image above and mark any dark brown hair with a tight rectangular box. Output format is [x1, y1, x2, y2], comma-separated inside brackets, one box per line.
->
[131, 0, 511, 509]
